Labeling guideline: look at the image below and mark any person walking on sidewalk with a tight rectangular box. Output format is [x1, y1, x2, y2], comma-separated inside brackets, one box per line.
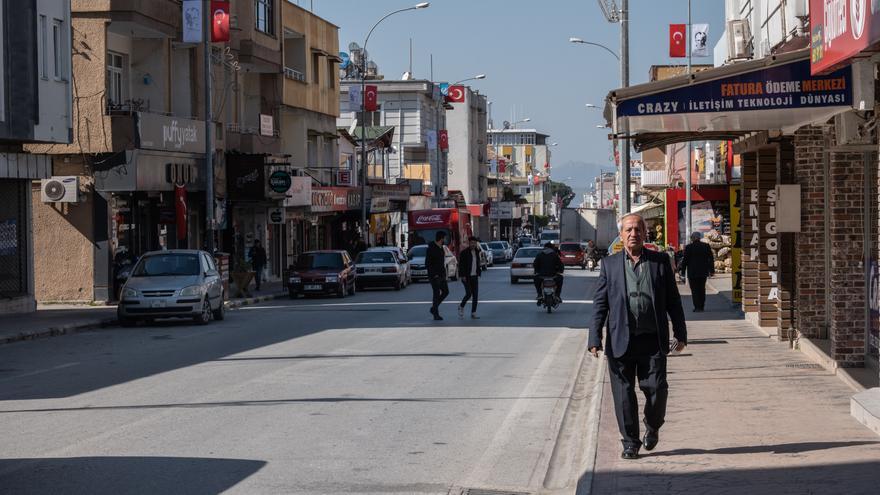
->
[426, 231, 450, 321]
[679, 231, 715, 312]
[589, 213, 687, 460]
[457, 236, 482, 319]
[250, 240, 267, 291]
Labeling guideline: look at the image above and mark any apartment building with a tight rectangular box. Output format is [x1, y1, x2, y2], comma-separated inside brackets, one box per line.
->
[446, 85, 489, 238]
[487, 128, 551, 233]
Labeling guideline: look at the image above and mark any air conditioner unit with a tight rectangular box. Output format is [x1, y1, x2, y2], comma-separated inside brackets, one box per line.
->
[41, 176, 79, 203]
[728, 20, 752, 60]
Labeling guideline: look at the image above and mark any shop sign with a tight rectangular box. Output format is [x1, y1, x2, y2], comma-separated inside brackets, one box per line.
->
[489, 201, 515, 220]
[370, 197, 390, 213]
[137, 112, 205, 154]
[336, 169, 353, 186]
[618, 59, 852, 117]
[284, 176, 312, 207]
[268, 170, 292, 193]
[227, 155, 265, 201]
[268, 207, 285, 224]
[371, 183, 410, 201]
[260, 114, 274, 137]
[166, 162, 199, 185]
[810, 0, 880, 74]
[311, 187, 361, 212]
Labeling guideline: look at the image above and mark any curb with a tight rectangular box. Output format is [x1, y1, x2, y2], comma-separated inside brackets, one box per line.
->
[1, 292, 288, 346]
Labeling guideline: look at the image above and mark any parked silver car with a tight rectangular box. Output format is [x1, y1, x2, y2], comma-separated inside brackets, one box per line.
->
[117, 250, 225, 325]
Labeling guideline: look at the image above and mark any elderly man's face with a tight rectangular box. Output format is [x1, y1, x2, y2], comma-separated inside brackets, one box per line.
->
[620, 216, 646, 252]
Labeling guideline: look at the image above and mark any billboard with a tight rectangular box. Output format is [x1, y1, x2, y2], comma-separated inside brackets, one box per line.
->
[810, 0, 880, 75]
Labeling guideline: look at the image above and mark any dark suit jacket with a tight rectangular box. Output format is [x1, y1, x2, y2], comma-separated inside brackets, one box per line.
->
[457, 248, 482, 278]
[680, 241, 715, 279]
[426, 242, 446, 279]
[588, 249, 687, 358]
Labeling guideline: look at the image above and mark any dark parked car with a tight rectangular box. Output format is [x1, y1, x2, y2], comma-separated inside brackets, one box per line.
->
[288, 250, 356, 298]
[559, 242, 587, 269]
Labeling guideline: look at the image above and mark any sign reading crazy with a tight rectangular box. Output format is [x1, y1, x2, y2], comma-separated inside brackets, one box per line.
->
[617, 59, 852, 117]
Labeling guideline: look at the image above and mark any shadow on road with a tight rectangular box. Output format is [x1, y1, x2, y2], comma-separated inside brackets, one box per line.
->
[0, 456, 266, 495]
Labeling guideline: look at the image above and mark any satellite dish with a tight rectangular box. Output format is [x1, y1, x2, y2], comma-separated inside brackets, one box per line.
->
[401, 71, 413, 80]
[348, 42, 361, 52]
[339, 52, 351, 69]
[502, 120, 511, 129]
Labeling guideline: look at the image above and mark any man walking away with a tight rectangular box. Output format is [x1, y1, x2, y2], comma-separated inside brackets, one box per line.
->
[533, 242, 564, 304]
[457, 236, 482, 319]
[426, 231, 450, 320]
[250, 240, 267, 291]
[679, 232, 715, 312]
[589, 213, 687, 460]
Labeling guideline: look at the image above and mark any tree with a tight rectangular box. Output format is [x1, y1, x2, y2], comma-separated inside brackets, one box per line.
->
[548, 180, 576, 208]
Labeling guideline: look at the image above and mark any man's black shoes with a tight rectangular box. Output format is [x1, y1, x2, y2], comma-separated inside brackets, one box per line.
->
[621, 446, 639, 460]
[643, 430, 659, 451]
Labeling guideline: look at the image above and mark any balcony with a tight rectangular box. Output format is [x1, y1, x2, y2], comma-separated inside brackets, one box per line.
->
[640, 170, 669, 188]
[284, 67, 306, 83]
[225, 123, 281, 155]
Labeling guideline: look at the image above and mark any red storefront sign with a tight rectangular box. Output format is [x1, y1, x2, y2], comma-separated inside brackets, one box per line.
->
[311, 187, 361, 212]
[810, 0, 880, 75]
[175, 183, 187, 240]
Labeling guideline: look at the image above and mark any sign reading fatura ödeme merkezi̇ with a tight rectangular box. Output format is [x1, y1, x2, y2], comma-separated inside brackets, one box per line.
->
[617, 59, 852, 117]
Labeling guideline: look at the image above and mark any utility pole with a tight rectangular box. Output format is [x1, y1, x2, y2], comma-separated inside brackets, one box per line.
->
[619, 0, 630, 216]
[203, 0, 215, 251]
[685, 0, 693, 242]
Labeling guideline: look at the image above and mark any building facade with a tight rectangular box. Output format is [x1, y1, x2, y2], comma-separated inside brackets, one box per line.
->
[487, 128, 552, 236]
[445, 86, 489, 238]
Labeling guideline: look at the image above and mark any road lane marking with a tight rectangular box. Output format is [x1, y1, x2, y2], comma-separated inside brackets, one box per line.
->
[0, 362, 80, 381]
[240, 300, 594, 310]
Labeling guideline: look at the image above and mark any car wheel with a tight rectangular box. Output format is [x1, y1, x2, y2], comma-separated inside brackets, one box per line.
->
[213, 295, 226, 321]
[394, 280, 401, 291]
[194, 299, 212, 325]
[337, 285, 346, 298]
[511, 276, 518, 284]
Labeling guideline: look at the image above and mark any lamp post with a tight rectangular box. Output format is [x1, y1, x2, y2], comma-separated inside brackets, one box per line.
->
[360, 2, 429, 242]
[452, 74, 486, 86]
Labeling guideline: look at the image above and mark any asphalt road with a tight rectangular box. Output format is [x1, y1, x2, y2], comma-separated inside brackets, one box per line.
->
[0, 264, 602, 495]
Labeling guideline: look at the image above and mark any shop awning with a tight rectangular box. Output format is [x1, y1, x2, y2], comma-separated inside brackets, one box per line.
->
[604, 50, 864, 151]
[631, 198, 664, 220]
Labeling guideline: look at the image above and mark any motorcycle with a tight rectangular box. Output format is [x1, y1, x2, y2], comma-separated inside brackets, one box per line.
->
[540, 276, 561, 313]
[586, 258, 596, 271]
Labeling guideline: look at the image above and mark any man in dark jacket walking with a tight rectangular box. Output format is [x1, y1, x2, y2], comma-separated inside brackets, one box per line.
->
[679, 232, 715, 312]
[250, 239, 267, 291]
[426, 231, 449, 320]
[533, 242, 564, 303]
[457, 236, 482, 319]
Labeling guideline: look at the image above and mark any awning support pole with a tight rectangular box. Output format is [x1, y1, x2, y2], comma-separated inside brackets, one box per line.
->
[685, 0, 693, 243]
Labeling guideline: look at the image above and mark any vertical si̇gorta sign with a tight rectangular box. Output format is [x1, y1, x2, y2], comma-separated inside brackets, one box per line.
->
[211, 1, 230, 43]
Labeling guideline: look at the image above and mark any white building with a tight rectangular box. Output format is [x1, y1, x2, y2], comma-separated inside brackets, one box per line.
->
[446, 86, 489, 237]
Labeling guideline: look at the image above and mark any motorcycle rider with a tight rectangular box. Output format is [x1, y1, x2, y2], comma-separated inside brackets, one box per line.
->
[534, 242, 564, 305]
[585, 239, 600, 269]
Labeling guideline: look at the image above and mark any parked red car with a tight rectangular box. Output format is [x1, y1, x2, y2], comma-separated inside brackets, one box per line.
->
[559, 242, 587, 269]
[288, 250, 356, 299]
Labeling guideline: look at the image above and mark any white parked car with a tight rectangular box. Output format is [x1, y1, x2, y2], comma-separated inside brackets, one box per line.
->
[407, 244, 458, 282]
[367, 247, 411, 285]
[488, 241, 512, 262]
[479, 242, 493, 269]
[509, 246, 544, 284]
[355, 250, 408, 290]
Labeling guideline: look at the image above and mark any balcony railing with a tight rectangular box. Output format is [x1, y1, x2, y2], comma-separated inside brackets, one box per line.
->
[283, 66, 306, 82]
[640, 170, 669, 187]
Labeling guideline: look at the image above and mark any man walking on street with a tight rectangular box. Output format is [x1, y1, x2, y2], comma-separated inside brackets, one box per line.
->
[457, 236, 482, 319]
[250, 239, 267, 291]
[680, 232, 715, 312]
[426, 231, 450, 321]
[589, 213, 687, 460]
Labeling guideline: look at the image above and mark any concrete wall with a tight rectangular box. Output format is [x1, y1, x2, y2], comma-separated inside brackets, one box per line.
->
[281, 1, 339, 117]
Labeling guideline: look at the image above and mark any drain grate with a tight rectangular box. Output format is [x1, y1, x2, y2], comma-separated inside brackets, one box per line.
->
[688, 339, 728, 345]
[785, 362, 823, 369]
[455, 490, 531, 495]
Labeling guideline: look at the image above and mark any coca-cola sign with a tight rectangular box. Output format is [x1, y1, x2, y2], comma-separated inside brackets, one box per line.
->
[416, 214, 443, 224]
[310, 187, 361, 212]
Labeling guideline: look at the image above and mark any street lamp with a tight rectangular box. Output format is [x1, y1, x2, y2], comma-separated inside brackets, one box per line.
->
[568, 37, 620, 60]
[585, 103, 598, 109]
[511, 117, 530, 129]
[452, 74, 486, 85]
[360, 2, 430, 243]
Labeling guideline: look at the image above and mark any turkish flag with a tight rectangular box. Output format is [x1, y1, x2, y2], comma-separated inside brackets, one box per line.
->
[211, 1, 230, 42]
[669, 24, 686, 57]
[498, 158, 506, 173]
[175, 183, 187, 241]
[438, 130, 449, 151]
[364, 85, 378, 111]
[446, 85, 465, 103]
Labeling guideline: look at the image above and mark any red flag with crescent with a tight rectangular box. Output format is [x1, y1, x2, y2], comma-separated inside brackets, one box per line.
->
[211, 1, 230, 42]
[364, 85, 379, 111]
[447, 85, 465, 103]
[175, 183, 187, 240]
[669, 24, 686, 58]
[438, 130, 449, 151]
[498, 158, 506, 173]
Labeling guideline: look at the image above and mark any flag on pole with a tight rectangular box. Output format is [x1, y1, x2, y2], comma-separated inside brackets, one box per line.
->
[210, 1, 230, 42]
[669, 24, 687, 57]
[182, 0, 202, 43]
[364, 85, 379, 111]
[446, 85, 465, 103]
[438, 130, 449, 151]
[426, 130, 437, 150]
[692, 24, 709, 57]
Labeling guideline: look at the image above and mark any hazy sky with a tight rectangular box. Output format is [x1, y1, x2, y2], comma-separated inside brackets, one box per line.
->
[300, 0, 724, 195]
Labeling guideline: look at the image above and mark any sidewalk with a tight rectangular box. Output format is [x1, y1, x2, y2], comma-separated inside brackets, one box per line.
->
[0, 281, 287, 345]
[585, 284, 880, 494]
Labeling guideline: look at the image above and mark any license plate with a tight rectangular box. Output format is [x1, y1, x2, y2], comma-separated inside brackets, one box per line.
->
[151, 300, 166, 308]
[565, 255, 575, 258]
[367, 268, 380, 273]
[304, 284, 322, 291]
[413, 270, 426, 275]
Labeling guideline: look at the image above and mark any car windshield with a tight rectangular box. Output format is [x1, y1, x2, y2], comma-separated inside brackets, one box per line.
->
[296, 253, 343, 270]
[408, 246, 427, 258]
[409, 229, 451, 247]
[489, 242, 505, 249]
[540, 232, 560, 240]
[560, 243, 581, 252]
[132, 254, 201, 277]
[357, 252, 395, 264]
[515, 248, 543, 259]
